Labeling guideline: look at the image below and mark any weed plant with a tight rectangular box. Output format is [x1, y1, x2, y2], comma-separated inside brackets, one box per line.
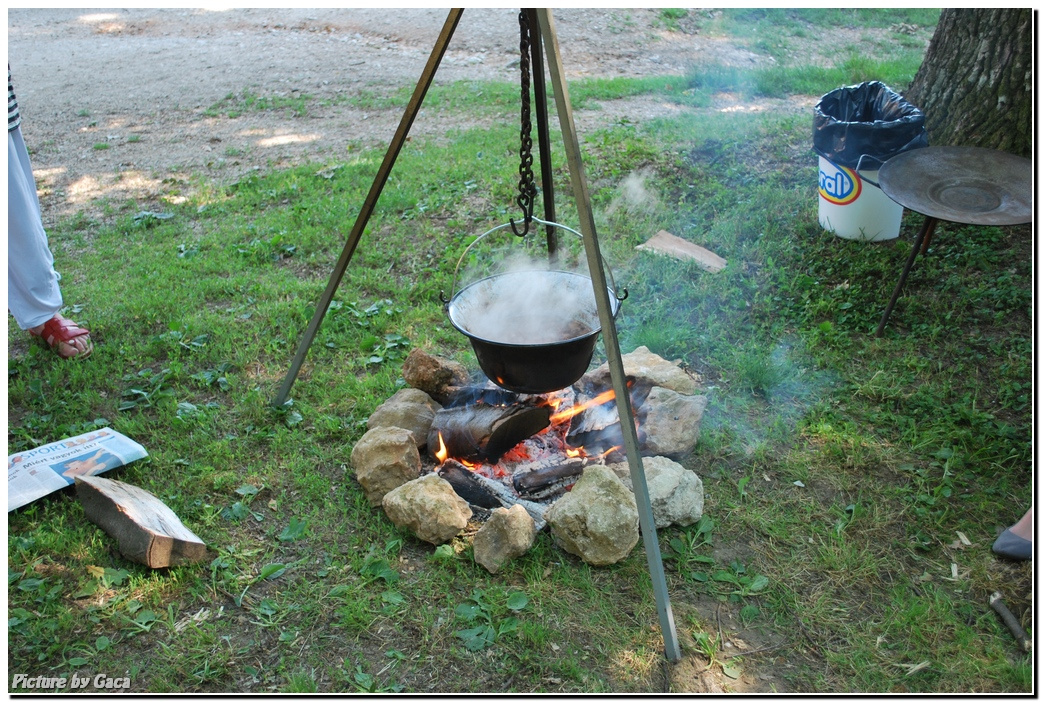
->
[8, 8, 1031, 695]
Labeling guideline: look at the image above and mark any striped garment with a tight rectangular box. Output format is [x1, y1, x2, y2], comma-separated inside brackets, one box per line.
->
[9, 65, 21, 132]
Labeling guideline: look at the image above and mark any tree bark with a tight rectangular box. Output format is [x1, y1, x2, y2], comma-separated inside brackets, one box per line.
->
[905, 9, 1032, 157]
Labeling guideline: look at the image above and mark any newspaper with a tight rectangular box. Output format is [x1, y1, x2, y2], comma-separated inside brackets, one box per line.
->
[8, 429, 148, 512]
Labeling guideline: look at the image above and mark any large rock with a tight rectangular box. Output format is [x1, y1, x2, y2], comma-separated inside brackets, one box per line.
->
[350, 427, 421, 506]
[366, 388, 442, 450]
[382, 473, 472, 545]
[584, 346, 701, 395]
[642, 456, 704, 528]
[610, 456, 704, 529]
[473, 505, 537, 574]
[545, 464, 639, 566]
[640, 387, 709, 459]
[402, 349, 470, 404]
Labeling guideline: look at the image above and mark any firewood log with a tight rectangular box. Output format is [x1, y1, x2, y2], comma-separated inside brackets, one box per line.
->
[428, 403, 552, 464]
[75, 475, 208, 568]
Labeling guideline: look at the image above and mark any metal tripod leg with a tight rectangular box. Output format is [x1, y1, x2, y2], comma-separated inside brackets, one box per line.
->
[274, 9, 464, 407]
[537, 8, 682, 663]
[525, 8, 557, 257]
[875, 215, 938, 337]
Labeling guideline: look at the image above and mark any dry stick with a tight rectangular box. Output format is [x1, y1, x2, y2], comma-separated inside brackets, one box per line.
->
[990, 591, 1031, 652]
[716, 603, 725, 650]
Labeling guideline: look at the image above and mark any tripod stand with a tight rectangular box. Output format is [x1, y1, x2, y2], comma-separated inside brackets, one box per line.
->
[275, 8, 681, 663]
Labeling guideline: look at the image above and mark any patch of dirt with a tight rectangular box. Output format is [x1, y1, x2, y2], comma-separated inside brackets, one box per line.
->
[8, 7, 843, 225]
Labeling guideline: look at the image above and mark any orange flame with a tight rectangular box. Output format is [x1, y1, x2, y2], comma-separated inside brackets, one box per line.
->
[565, 446, 582, 458]
[435, 432, 448, 464]
[435, 432, 479, 470]
[551, 388, 616, 425]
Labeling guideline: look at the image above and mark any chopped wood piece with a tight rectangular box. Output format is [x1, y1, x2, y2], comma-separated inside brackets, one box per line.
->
[436, 460, 548, 530]
[567, 380, 653, 455]
[636, 230, 727, 273]
[75, 475, 208, 568]
[513, 458, 588, 496]
[428, 403, 552, 464]
[439, 460, 504, 509]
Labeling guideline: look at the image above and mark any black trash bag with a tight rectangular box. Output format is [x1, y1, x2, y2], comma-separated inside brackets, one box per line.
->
[813, 81, 927, 169]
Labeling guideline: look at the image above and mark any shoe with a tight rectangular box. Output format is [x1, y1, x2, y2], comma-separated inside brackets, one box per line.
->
[992, 528, 1032, 561]
[28, 314, 93, 359]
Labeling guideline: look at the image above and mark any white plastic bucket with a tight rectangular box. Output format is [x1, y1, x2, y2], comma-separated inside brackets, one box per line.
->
[817, 156, 903, 241]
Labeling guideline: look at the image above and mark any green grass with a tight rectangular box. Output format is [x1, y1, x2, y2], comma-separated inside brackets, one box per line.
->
[8, 9, 1031, 695]
[205, 89, 314, 119]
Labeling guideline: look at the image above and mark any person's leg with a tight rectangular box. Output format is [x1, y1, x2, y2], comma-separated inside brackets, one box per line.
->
[8, 127, 92, 358]
[993, 506, 1032, 561]
[1008, 507, 1033, 539]
[8, 127, 63, 329]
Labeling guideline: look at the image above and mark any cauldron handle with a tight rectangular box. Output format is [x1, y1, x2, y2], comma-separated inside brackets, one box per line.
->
[441, 216, 621, 307]
[442, 220, 517, 308]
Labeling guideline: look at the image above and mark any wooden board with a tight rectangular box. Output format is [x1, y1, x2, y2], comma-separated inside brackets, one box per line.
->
[76, 475, 207, 568]
[636, 230, 727, 273]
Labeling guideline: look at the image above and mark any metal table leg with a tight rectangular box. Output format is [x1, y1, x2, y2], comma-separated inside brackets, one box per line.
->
[875, 215, 938, 337]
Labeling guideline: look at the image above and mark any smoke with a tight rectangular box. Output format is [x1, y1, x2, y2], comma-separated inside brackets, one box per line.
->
[450, 264, 608, 345]
[701, 337, 837, 456]
[606, 168, 659, 218]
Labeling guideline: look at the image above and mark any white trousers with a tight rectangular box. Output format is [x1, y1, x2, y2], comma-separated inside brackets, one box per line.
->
[8, 126, 63, 330]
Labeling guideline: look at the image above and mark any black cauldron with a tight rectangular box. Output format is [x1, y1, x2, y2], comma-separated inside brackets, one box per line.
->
[446, 269, 621, 394]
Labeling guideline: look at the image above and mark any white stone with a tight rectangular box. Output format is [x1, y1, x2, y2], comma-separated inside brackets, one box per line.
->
[545, 464, 639, 566]
[473, 505, 537, 574]
[382, 473, 472, 545]
[350, 426, 420, 506]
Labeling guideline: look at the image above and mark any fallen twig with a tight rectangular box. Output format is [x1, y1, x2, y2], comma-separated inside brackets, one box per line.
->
[716, 602, 725, 649]
[990, 591, 1031, 652]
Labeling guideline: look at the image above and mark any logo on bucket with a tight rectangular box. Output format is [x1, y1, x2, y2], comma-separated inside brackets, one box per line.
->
[819, 159, 862, 205]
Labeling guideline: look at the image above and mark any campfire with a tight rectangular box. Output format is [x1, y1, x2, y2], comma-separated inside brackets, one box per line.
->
[427, 382, 648, 525]
[351, 346, 709, 571]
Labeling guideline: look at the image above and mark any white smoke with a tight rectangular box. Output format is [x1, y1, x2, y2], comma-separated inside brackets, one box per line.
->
[606, 168, 659, 217]
[450, 263, 609, 345]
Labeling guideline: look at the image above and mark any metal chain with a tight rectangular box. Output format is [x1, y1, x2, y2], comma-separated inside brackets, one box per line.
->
[512, 10, 537, 236]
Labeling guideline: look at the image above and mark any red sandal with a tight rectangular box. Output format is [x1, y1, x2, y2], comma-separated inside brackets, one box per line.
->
[29, 314, 93, 359]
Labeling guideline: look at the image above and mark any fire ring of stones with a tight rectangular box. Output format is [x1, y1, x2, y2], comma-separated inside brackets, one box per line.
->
[350, 346, 707, 573]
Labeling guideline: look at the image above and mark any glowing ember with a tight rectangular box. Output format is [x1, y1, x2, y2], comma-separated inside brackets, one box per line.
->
[431, 384, 633, 491]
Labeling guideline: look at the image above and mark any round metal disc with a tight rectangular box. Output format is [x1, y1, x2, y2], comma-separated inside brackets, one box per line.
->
[878, 146, 1032, 225]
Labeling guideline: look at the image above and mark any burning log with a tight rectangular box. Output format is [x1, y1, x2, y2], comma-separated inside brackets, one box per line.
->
[427, 402, 552, 464]
[444, 385, 522, 408]
[438, 460, 503, 509]
[438, 459, 548, 530]
[566, 379, 653, 456]
[513, 457, 588, 497]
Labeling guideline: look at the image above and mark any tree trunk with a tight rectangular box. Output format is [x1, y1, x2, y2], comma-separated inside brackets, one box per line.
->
[905, 8, 1032, 157]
